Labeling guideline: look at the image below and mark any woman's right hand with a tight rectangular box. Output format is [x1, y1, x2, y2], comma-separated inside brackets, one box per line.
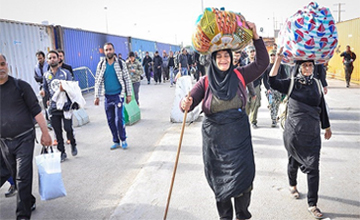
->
[269, 47, 284, 77]
[181, 96, 193, 111]
[246, 21, 259, 40]
[276, 47, 284, 62]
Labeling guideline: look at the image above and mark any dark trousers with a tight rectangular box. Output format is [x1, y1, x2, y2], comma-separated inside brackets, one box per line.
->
[42, 93, 50, 121]
[216, 190, 252, 220]
[197, 64, 205, 81]
[162, 66, 169, 80]
[132, 82, 140, 105]
[154, 67, 162, 83]
[288, 156, 319, 206]
[144, 67, 151, 82]
[105, 94, 126, 143]
[0, 131, 36, 220]
[345, 65, 354, 85]
[51, 112, 76, 153]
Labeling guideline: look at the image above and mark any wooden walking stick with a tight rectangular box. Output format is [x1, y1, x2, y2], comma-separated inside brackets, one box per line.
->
[163, 92, 190, 220]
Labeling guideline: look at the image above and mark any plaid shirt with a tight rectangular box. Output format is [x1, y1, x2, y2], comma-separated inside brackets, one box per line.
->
[94, 58, 132, 99]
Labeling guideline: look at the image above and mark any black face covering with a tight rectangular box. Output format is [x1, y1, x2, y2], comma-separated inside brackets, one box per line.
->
[207, 49, 239, 101]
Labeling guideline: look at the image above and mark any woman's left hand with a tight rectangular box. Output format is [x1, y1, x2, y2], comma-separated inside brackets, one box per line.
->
[324, 128, 332, 140]
[246, 21, 259, 40]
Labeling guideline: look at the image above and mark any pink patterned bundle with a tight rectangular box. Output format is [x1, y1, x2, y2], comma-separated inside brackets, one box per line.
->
[278, 2, 338, 64]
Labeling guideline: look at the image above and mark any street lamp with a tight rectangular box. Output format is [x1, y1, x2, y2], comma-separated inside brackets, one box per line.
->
[104, 6, 108, 33]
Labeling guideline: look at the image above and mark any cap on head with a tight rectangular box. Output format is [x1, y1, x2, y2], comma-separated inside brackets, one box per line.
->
[269, 49, 277, 56]
[246, 45, 255, 52]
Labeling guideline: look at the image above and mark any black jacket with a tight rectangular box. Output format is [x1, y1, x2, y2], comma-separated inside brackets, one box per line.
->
[313, 64, 328, 87]
[153, 55, 163, 68]
[142, 56, 152, 69]
[263, 63, 288, 90]
[61, 63, 74, 79]
[168, 57, 175, 67]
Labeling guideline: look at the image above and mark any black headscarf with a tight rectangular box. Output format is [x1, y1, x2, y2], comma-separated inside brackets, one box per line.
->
[293, 60, 315, 85]
[207, 49, 239, 100]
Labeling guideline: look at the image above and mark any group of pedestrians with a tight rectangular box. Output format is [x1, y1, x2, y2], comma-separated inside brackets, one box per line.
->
[140, 48, 206, 87]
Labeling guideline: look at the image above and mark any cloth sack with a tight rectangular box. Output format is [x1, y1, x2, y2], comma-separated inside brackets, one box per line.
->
[278, 2, 338, 65]
[36, 147, 67, 200]
[192, 7, 253, 54]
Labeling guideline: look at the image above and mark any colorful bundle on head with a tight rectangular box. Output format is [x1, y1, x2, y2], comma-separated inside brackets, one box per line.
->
[192, 7, 253, 55]
[278, 2, 338, 65]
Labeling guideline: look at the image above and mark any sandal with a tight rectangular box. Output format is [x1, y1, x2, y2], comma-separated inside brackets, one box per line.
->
[289, 187, 300, 199]
[308, 206, 324, 219]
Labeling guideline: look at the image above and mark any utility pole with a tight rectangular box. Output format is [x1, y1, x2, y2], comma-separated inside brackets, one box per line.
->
[333, 3, 345, 22]
[104, 6, 108, 33]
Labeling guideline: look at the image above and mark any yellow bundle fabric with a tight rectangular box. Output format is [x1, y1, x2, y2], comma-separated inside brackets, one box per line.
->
[192, 8, 253, 55]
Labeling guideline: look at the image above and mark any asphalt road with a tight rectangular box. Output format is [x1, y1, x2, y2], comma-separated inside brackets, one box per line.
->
[0, 77, 359, 220]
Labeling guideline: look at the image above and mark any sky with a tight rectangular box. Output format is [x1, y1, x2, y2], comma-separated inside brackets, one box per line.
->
[0, 0, 359, 47]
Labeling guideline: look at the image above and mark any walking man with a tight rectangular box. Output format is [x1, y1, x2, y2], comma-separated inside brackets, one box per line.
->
[262, 49, 287, 127]
[34, 51, 51, 124]
[126, 51, 143, 105]
[142, 51, 153, 84]
[178, 48, 189, 76]
[57, 49, 74, 79]
[245, 45, 263, 128]
[94, 42, 132, 150]
[153, 51, 163, 84]
[0, 53, 52, 220]
[41, 50, 78, 162]
[55, 49, 75, 146]
[340, 45, 356, 87]
[162, 50, 169, 81]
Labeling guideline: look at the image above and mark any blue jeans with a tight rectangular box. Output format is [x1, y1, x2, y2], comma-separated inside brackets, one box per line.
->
[104, 94, 126, 143]
[169, 67, 174, 85]
[181, 67, 188, 76]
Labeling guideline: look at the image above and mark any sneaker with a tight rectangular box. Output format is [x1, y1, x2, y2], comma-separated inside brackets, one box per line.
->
[53, 140, 58, 146]
[71, 145, 78, 156]
[121, 141, 128, 149]
[5, 185, 17, 198]
[110, 143, 120, 150]
[60, 152, 67, 162]
[252, 123, 258, 128]
[271, 120, 277, 128]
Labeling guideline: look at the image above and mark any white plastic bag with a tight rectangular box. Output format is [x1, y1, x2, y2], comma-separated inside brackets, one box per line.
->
[35, 147, 67, 200]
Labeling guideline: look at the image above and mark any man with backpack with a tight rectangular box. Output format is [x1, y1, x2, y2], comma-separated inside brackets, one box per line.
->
[0, 53, 52, 220]
[94, 42, 132, 150]
[40, 50, 78, 162]
[178, 48, 189, 76]
[340, 45, 357, 88]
